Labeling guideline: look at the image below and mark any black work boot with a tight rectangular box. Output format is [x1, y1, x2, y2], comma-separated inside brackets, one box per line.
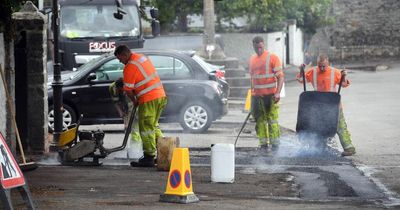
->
[130, 154, 155, 167]
[257, 144, 271, 154]
[341, 147, 356, 157]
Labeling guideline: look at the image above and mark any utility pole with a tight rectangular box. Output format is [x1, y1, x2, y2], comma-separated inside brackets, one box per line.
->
[202, 0, 225, 59]
[51, 0, 63, 146]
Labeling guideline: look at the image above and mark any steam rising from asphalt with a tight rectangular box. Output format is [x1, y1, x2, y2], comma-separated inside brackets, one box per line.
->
[38, 153, 61, 165]
[274, 132, 339, 158]
[252, 132, 341, 172]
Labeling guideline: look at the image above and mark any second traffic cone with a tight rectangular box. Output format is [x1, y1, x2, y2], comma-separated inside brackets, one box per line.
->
[244, 89, 252, 112]
[159, 148, 199, 204]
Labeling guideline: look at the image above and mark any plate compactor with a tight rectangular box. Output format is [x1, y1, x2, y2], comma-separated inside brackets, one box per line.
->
[56, 105, 137, 166]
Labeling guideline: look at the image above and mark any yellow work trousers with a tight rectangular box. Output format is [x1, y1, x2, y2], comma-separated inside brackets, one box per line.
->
[138, 97, 167, 156]
[251, 95, 280, 146]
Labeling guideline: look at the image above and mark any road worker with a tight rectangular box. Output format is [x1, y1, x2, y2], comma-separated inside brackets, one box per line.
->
[114, 45, 167, 167]
[296, 54, 356, 156]
[249, 36, 284, 151]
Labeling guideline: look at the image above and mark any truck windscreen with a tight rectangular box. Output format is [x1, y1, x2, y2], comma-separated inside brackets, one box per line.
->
[60, 5, 140, 38]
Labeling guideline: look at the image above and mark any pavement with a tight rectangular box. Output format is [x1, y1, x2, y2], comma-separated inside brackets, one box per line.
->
[4, 60, 400, 209]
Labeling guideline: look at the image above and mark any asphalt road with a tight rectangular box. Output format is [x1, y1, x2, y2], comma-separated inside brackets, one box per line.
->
[279, 62, 400, 207]
[36, 61, 400, 208]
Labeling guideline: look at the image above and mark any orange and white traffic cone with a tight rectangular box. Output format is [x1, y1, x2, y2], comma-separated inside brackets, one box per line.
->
[159, 148, 199, 203]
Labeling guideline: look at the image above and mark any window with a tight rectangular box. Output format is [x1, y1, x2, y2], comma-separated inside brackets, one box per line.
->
[60, 5, 140, 38]
[94, 59, 124, 81]
[149, 55, 191, 79]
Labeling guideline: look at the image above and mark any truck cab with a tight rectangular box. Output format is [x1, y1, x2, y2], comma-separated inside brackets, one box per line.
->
[46, 0, 159, 71]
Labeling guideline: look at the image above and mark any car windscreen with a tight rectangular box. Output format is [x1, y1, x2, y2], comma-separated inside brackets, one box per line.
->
[60, 5, 140, 38]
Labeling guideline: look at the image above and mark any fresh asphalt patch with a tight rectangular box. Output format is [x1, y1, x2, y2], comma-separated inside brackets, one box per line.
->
[190, 146, 387, 205]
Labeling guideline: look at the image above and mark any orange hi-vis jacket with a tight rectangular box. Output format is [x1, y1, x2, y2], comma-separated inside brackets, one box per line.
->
[123, 53, 166, 104]
[249, 50, 283, 96]
[304, 66, 350, 92]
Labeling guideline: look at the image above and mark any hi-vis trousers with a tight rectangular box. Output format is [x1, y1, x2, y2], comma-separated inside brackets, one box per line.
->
[251, 95, 280, 146]
[138, 97, 167, 156]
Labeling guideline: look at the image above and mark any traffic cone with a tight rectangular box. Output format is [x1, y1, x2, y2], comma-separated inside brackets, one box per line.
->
[244, 89, 252, 112]
[159, 148, 199, 204]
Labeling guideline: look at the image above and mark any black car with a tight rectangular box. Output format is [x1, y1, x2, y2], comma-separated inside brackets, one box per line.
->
[48, 50, 229, 133]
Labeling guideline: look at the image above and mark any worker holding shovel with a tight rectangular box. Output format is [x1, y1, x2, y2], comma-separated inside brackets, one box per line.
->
[296, 54, 356, 156]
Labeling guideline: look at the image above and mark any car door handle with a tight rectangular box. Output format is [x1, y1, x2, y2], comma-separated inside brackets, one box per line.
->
[71, 91, 76, 95]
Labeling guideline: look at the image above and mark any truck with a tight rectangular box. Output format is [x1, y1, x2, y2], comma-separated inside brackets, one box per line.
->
[45, 0, 159, 71]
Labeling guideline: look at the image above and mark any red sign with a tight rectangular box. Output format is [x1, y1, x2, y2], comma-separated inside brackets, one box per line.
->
[89, 41, 116, 53]
[0, 133, 25, 189]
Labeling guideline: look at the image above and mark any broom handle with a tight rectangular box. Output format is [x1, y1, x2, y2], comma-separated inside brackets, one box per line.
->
[234, 111, 252, 147]
[0, 65, 27, 164]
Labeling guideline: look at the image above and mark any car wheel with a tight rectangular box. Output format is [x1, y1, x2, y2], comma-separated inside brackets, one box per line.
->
[48, 104, 77, 132]
[179, 102, 213, 133]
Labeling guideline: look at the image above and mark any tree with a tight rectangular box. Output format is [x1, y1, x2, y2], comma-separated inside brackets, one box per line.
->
[215, 0, 285, 32]
[147, 0, 333, 34]
[147, 0, 202, 33]
[283, 0, 334, 34]
[214, 0, 333, 34]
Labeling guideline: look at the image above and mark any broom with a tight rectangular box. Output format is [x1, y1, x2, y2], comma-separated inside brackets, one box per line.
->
[0, 65, 38, 171]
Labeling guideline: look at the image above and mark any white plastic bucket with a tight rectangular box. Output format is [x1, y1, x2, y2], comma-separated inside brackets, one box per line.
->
[211, 143, 235, 183]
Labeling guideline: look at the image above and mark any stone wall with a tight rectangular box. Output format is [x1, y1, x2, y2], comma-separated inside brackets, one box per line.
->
[331, 0, 400, 47]
[309, 0, 400, 62]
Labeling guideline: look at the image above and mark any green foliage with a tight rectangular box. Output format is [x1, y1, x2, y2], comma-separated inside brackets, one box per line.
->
[145, 0, 333, 34]
[147, 0, 203, 33]
[215, 0, 333, 33]
[283, 0, 334, 34]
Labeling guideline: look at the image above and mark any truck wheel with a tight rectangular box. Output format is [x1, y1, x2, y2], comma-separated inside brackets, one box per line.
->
[48, 104, 77, 133]
[179, 102, 213, 133]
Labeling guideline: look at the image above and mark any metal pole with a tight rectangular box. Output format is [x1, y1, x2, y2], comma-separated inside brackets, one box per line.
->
[52, 0, 63, 145]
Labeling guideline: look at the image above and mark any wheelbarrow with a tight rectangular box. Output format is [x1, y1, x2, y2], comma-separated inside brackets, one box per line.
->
[296, 65, 345, 143]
